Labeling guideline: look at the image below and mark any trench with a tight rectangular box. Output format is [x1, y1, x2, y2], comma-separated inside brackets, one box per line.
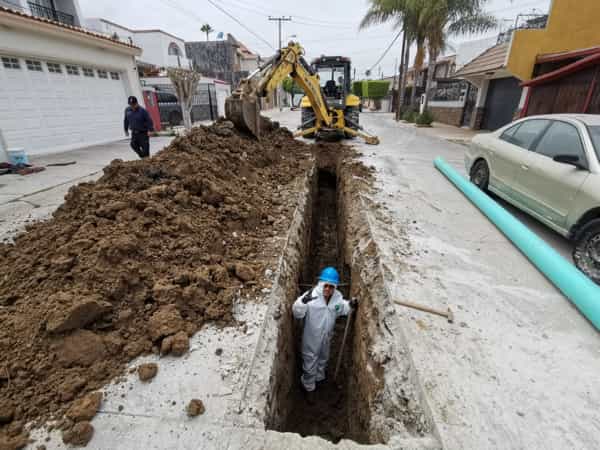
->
[265, 166, 374, 444]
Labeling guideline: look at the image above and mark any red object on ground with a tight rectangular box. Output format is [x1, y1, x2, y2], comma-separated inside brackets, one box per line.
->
[143, 90, 162, 132]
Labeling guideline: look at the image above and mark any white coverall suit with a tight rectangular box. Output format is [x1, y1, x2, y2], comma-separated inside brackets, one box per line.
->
[292, 282, 351, 392]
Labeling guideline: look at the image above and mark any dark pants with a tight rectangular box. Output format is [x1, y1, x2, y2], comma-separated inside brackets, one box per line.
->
[130, 131, 150, 158]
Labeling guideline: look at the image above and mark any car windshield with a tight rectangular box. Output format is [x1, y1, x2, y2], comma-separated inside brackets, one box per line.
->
[588, 126, 600, 161]
[317, 66, 345, 88]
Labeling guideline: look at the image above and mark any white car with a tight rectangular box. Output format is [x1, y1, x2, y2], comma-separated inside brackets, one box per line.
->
[465, 114, 600, 283]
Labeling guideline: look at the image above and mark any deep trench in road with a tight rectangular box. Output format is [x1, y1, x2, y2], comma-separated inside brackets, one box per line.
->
[266, 166, 372, 444]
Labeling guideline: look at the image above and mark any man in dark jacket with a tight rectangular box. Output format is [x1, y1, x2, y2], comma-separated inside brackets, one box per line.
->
[124, 96, 154, 158]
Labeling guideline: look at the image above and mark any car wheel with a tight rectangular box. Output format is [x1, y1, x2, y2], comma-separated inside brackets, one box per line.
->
[573, 219, 600, 284]
[470, 159, 489, 191]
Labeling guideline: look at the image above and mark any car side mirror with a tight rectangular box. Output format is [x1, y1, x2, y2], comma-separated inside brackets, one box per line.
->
[553, 154, 587, 170]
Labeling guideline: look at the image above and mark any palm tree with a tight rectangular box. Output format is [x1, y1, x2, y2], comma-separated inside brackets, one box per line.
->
[421, 0, 496, 110]
[361, 0, 496, 114]
[201, 24, 214, 41]
[360, 0, 412, 120]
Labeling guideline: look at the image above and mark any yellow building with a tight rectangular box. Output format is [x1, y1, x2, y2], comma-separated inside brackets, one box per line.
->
[507, 0, 600, 81]
[455, 0, 600, 130]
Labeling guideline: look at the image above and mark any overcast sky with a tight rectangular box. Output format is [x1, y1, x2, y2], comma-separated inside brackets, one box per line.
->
[79, 0, 552, 77]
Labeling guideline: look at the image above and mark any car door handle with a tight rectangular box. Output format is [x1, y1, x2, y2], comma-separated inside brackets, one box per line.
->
[520, 164, 529, 171]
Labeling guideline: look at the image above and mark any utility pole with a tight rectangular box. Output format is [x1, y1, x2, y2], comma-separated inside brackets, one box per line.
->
[269, 16, 291, 110]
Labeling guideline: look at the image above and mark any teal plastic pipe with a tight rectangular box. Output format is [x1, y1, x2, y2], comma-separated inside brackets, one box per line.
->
[434, 157, 600, 330]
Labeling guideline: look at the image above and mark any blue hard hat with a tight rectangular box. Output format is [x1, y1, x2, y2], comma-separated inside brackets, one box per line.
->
[319, 267, 340, 285]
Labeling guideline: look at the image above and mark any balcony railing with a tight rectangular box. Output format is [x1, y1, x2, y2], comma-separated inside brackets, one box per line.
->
[27, 2, 75, 26]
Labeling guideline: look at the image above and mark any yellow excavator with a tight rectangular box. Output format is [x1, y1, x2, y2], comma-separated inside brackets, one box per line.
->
[225, 41, 379, 145]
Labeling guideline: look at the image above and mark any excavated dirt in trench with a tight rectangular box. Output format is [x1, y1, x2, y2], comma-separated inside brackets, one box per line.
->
[0, 120, 330, 448]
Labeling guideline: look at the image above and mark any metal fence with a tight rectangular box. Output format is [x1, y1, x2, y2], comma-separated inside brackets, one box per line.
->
[27, 2, 75, 26]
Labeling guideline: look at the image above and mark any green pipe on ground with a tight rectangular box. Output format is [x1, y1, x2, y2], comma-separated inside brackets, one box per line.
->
[434, 157, 600, 331]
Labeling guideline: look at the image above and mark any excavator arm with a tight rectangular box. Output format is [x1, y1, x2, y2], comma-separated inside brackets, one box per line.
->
[226, 42, 329, 137]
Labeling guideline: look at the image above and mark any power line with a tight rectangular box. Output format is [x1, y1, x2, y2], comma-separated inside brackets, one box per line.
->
[219, 0, 359, 28]
[205, 0, 275, 50]
[269, 16, 292, 50]
[367, 30, 403, 74]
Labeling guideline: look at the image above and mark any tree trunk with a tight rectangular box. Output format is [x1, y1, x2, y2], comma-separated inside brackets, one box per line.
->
[182, 107, 192, 130]
[410, 71, 418, 111]
[395, 30, 407, 121]
[398, 35, 410, 118]
[423, 50, 438, 112]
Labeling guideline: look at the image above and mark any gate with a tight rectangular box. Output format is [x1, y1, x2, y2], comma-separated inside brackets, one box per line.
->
[482, 77, 521, 130]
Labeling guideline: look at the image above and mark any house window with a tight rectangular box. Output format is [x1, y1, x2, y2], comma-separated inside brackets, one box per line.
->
[47, 62, 62, 73]
[26, 59, 43, 72]
[98, 70, 108, 79]
[82, 67, 94, 77]
[168, 42, 182, 56]
[110, 72, 120, 80]
[2, 56, 20, 69]
[66, 65, 79, 75]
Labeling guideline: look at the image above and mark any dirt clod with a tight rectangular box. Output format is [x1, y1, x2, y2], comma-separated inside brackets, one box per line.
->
[170, 332, 190, 357]
[66, 392, 102, 422]
[186, 399, 205, 417]
[137, 363, 158, 382]
[62, 421, 94, 447]
[46, 294, 112, 334]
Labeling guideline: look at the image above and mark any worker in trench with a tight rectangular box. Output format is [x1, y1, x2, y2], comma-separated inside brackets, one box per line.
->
[292, 267, 358, 403]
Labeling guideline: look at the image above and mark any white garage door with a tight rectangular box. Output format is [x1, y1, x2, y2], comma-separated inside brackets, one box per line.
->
[0, 55, 128, 155]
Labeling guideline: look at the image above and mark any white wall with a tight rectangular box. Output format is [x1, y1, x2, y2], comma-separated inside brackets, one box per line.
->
[85, 18, 135, 44]
[0, 25, 141, 97]
[133, 32, 191, 68]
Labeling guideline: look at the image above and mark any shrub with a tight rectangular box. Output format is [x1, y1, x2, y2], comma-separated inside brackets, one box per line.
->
[402, 110, 417, 122]
[352, 80, 390, 99]
[416, 110, 435, 126]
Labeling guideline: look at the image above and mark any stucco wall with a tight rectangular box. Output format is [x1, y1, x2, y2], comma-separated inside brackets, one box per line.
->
[507, 0, 600, 80]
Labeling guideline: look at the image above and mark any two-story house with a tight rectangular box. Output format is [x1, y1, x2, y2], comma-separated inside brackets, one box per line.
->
[0, 1, 143, 156]
[85, 18, 192, 72]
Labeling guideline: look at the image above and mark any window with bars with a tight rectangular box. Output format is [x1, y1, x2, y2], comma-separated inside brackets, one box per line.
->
[82, 67, 94, 77]
[47, 62, 62, 73]
[1, 56, 20, 69]
[98, 70, 108, 79]
[110, 72, 120, 80]
[26, 60, 43, 72]
[66, 65, 79, 75]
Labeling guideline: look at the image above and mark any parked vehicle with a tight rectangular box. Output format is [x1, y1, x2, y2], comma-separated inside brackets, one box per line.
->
[465, 114, 600, 283]
[156, 92, 183, 126]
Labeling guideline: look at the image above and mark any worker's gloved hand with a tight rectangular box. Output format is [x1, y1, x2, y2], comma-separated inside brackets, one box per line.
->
[301, 290, 316, 304]
[350, 297, 359, 309]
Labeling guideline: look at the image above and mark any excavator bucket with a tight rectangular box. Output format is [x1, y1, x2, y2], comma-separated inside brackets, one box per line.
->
[225, 93, 262, 138]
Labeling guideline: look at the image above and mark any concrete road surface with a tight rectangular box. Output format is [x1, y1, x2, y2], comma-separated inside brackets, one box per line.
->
[268, 109, 600, 450]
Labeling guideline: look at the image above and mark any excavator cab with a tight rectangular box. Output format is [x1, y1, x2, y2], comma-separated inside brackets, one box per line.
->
[300, 56, 362, 139]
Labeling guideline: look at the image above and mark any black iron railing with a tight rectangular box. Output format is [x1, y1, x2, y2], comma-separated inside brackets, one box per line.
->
[27, 2, 75, 26]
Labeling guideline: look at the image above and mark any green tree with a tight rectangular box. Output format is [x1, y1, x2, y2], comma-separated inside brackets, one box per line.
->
[201, 24, 214, 41]
[360, 0, 496, 114]
[420, 0, 496, 110]
[282, 77, 304, 107]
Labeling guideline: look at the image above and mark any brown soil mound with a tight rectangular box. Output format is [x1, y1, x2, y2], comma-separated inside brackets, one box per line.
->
[0, 120, 313, 441]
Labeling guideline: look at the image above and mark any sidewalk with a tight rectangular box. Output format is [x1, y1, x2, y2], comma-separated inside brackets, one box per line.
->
[399, 119, 483, 144]
[0, 137, 174, 241]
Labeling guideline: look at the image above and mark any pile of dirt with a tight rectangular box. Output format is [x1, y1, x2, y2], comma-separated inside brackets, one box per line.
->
[0, 120, 314, 446]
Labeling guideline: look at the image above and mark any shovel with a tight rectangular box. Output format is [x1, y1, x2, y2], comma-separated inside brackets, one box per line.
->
[333, 306, 353, 382]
